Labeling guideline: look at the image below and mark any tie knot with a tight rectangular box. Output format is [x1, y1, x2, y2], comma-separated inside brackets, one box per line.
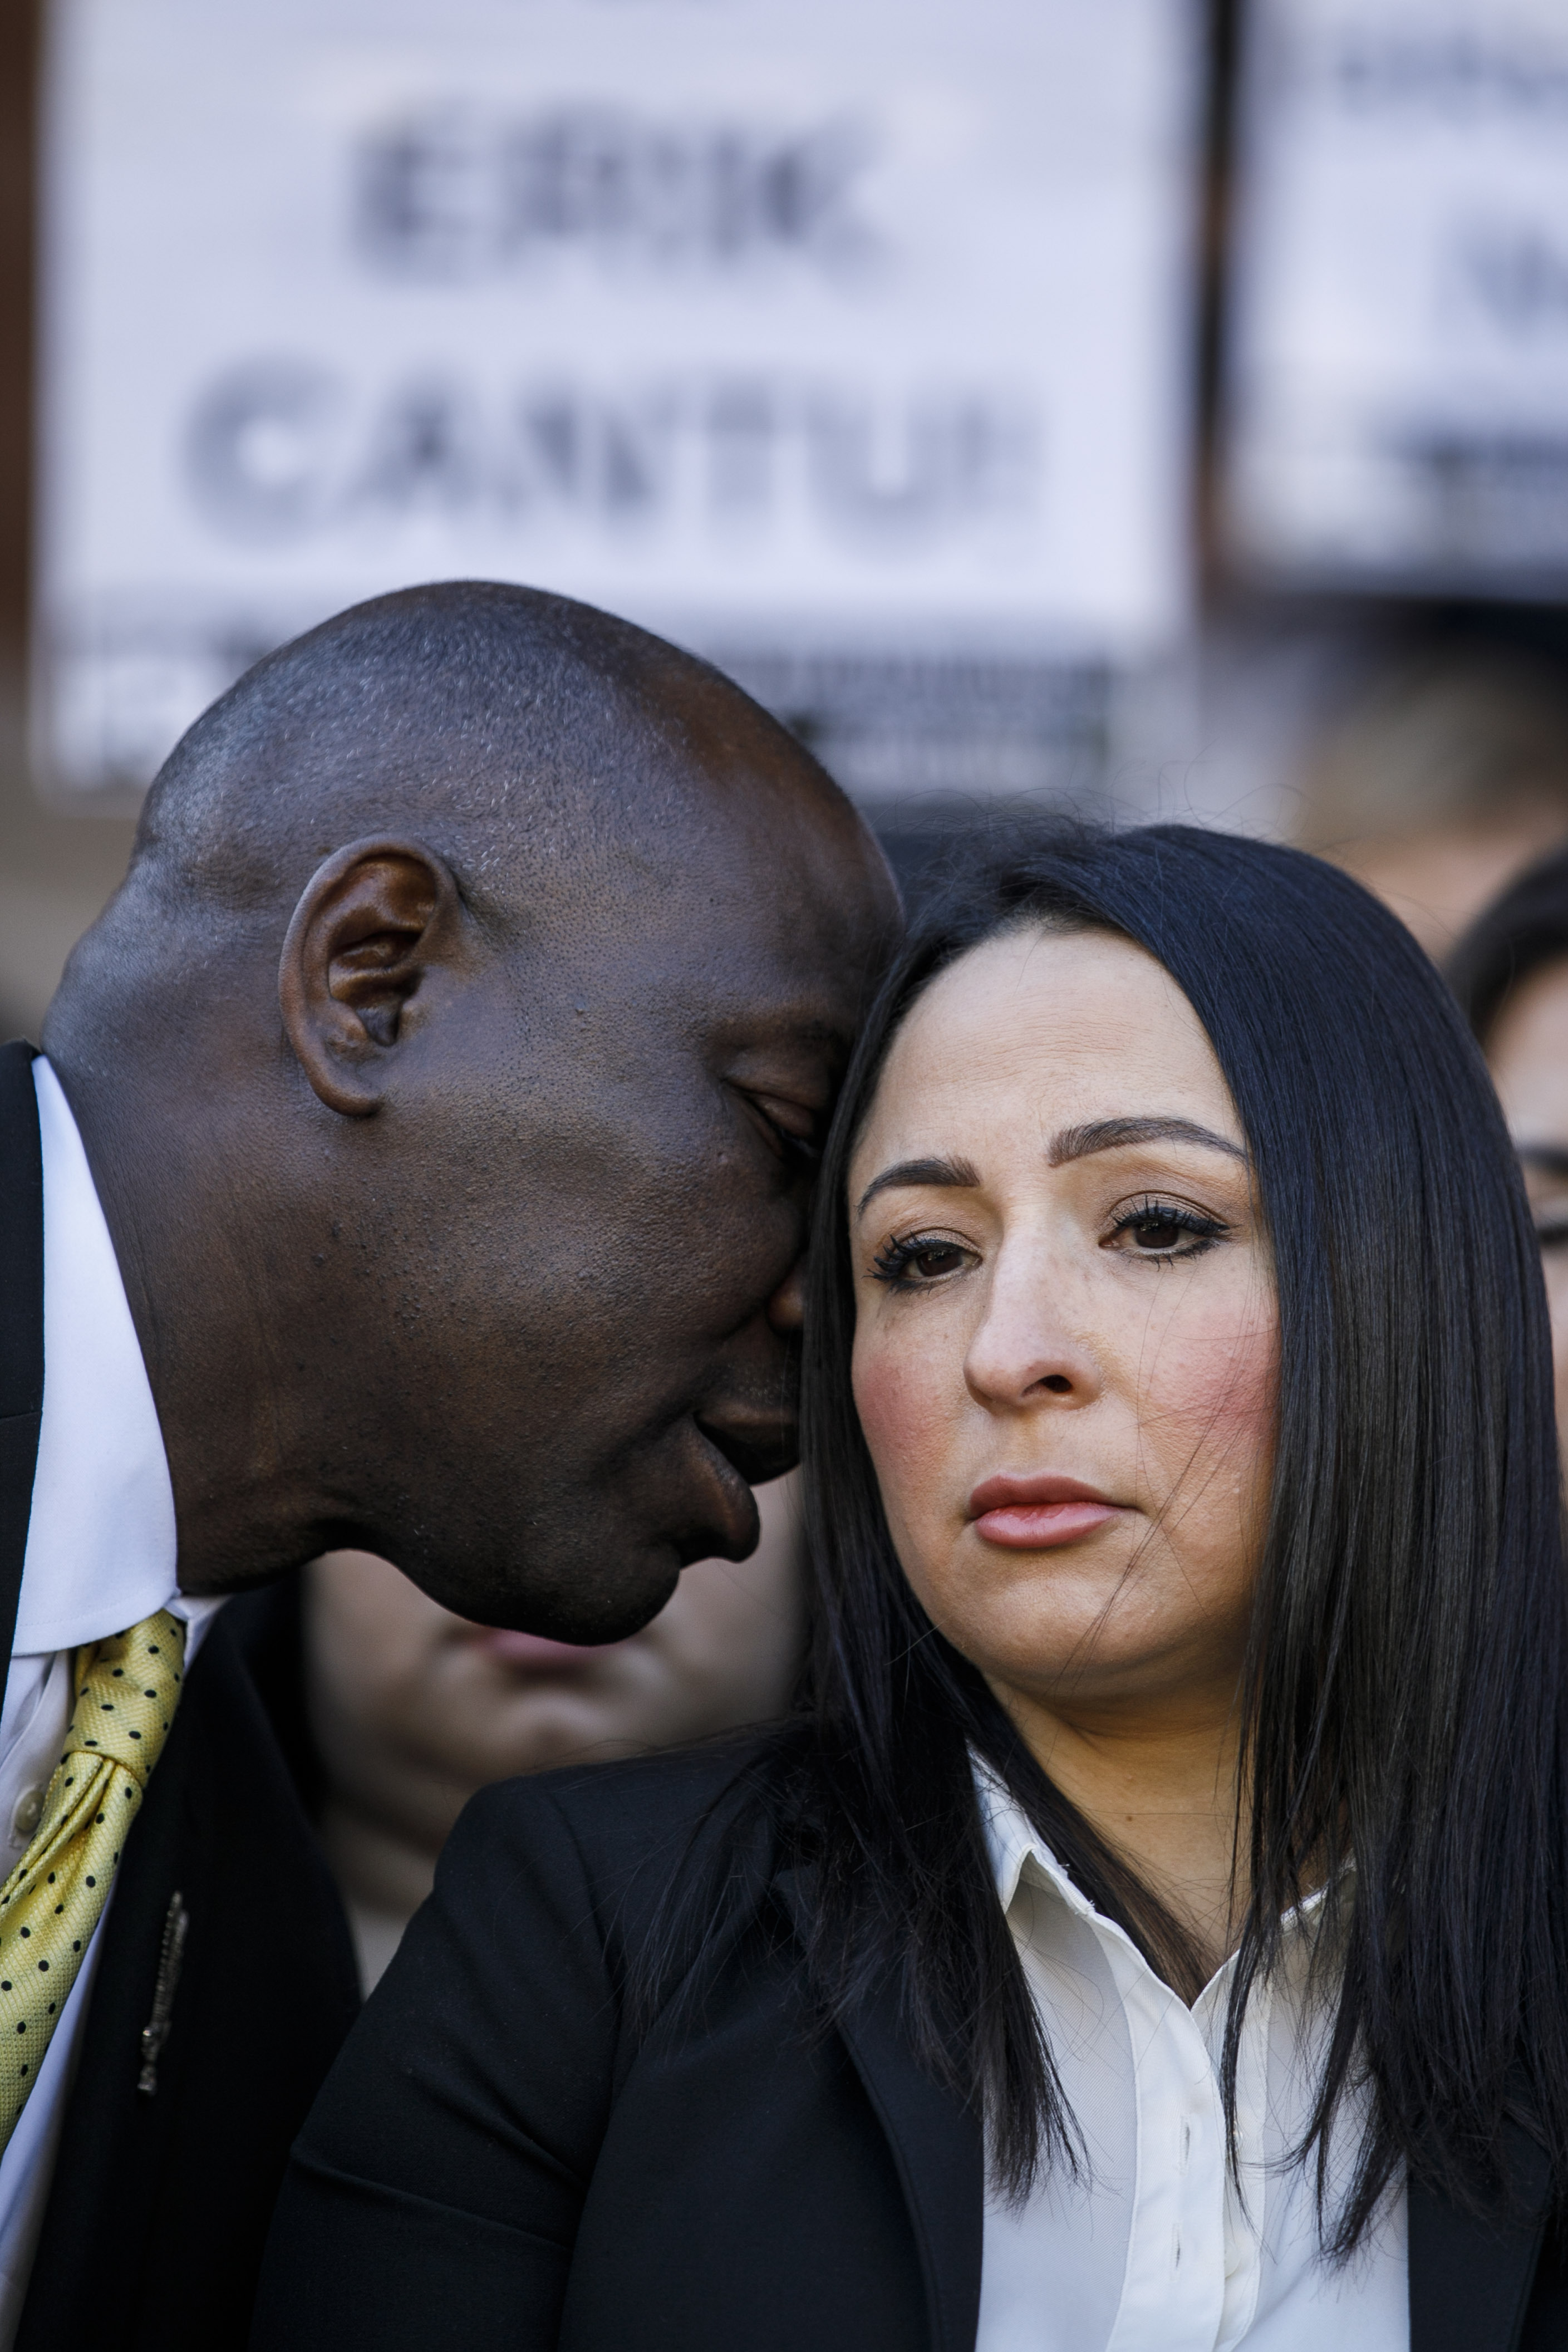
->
[63, 1610, 186, 1788]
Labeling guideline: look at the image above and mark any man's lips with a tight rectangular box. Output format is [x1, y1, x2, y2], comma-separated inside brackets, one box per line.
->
[687, 1416, 769, 1562]
[967, 1472, 1124, 1551]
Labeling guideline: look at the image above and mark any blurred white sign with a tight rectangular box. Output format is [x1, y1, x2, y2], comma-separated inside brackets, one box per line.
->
[1226, 0, 1568, 593]
[38, 0, 1198, 801]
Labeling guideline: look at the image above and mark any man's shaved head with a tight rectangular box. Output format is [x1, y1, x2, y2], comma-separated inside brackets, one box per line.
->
[55, 581, 862, 1042]
[44, 581, 897, 1637]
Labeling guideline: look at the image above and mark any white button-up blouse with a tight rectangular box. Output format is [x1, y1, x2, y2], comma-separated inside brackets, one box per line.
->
[976, 1772, 1408, 2351]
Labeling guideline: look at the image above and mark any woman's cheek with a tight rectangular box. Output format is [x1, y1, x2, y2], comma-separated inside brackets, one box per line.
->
[852, 1327, 957, 1553]
[1137, 1298, 1278, 1526]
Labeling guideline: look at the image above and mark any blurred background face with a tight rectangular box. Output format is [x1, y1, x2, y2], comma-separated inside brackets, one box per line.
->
[846, 927, 1277, 1745]
[305, 1472, 804, 1987]
[1486, 964, 1568, 1441]
[1295, 654, 1568, 961]
[1334, 819, 1568, 963]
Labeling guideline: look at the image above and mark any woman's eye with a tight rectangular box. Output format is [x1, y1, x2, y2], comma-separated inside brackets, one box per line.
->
[1107, 1197, 1228, 1261]
[1535, 1214, 1568, 1253]
[871, 1235, 972, 1287]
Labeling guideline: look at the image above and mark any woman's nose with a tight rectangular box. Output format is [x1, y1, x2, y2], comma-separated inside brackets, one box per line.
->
[964, 1255, 1103, 1410]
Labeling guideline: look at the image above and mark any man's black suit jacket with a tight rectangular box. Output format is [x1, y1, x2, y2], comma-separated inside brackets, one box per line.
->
[0, 1043, 361, 2349]
[254, 1732, 1568, 2352]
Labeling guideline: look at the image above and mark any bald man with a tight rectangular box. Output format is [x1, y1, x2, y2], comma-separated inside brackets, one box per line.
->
[0, 582, 896, 2350]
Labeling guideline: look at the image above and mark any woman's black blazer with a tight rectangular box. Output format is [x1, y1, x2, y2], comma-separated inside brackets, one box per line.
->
[251, 1734, 1567, 2352]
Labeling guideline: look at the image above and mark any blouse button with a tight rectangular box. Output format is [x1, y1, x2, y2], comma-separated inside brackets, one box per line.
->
[11, 1788, 43, 1842]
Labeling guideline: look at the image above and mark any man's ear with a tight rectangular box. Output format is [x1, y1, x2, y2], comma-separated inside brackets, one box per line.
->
[278, 837, 466, 1116]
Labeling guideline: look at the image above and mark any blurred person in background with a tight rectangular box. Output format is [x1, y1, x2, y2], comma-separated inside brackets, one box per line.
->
[1449, 842, 1568, 1442]
[1293, 647, 1568, 958]
[292, 1477, 804, 1990]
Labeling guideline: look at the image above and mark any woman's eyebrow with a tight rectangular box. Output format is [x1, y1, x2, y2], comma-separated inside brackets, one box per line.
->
[854, 1155, 981, 1219]
[1048, 1116, 1247, 1166]
[854, 1120, 1246, 1219]
[1518, 1143, 1568, 1181]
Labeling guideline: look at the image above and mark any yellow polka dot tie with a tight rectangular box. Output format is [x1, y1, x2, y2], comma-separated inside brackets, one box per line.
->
[0, 1610, 186, 2147]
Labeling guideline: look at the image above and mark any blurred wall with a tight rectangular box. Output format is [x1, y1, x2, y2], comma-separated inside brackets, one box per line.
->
[0, 0, 136, 1041]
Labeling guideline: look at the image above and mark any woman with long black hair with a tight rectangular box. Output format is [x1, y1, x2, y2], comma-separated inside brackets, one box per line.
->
[255, 825, 1568, 2352]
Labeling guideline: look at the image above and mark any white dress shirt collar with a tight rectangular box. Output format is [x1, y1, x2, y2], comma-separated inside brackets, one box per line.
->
[971, 1762, 1404, 2352]
[980, 1761, 1088, 1919]
[17, 1059, 219, 1656]
[976, 1759, 1334, 1986]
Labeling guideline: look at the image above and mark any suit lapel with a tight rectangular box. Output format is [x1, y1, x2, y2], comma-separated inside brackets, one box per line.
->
[17, 1614, 361, 2351]
[0, 1043, 43, 1715]
[1408, 2124, 1551, 2352]
[777, 1867, 984, 2352]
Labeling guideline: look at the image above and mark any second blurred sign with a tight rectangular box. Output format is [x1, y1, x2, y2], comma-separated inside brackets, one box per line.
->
[1226, 0, 1568, 597]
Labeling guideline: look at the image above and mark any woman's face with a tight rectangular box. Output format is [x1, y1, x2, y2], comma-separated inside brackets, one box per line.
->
[1487, 955, 1568, 1445]
[848, 926, 1277, 1735]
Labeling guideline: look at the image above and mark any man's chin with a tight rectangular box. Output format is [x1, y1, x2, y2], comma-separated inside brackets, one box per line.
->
[394, 1442, 765, 1635]
[422, 1537, 684, 1646]
[491, 1579, 680, 1647]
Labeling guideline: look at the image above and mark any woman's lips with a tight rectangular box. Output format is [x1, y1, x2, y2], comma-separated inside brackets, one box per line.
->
[967, 1473, 1123, 1551]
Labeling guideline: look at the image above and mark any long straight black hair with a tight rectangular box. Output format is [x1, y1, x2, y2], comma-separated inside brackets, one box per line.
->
[794, 821, 1568, 2248]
